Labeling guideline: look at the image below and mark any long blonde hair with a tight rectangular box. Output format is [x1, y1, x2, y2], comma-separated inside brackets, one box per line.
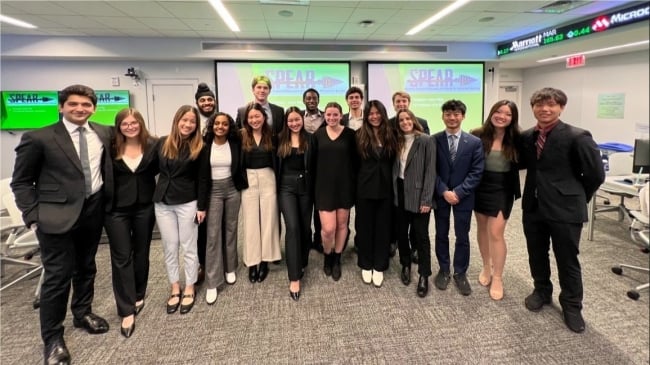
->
[161, 105, 203, 160]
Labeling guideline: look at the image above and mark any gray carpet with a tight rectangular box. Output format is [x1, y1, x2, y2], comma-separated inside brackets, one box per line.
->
[1, 190, 649, 364]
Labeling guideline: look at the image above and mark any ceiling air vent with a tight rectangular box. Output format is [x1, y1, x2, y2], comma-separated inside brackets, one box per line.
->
[201, 42, 448, 54]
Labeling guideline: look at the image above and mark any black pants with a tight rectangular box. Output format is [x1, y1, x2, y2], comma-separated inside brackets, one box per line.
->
[523, 211, 584, 310]
[278, 174, 312, 281]
[35, 192, 104, 345]
[396, 179, 432, 276]
[197, 220, 207, 267]
[104, 203, 155, 317]
[355, 197, 392, 271]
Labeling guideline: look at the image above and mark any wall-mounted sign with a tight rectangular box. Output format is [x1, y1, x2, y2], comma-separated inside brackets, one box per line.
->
[497, 3, 649, 56]
[566, 54, 586, 68]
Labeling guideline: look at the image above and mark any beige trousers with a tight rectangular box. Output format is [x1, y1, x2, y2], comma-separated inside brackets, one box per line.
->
[241, 168, 281, 266]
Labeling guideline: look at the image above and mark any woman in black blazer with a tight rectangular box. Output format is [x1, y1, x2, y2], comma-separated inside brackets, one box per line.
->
[201, 112, 247, 305]
[276, 107, 313, 301]
[104, 108, 159, 338]
[392, 109, 436, 297]
[471, 100, 521, 301]
[153, 105, 208, 315]
[355, 100, 398, 288]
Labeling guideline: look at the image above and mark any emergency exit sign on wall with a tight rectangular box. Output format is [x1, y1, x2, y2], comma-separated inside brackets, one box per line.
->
[566, 54, 586, 68]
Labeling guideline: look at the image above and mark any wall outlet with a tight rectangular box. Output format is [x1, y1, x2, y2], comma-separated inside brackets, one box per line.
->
[111, 76, 120, 86]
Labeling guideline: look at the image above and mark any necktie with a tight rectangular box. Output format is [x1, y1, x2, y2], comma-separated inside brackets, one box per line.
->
[77, 127, 93, 197]
[449, 135, 457, 162]
[535, 129, 546, 159]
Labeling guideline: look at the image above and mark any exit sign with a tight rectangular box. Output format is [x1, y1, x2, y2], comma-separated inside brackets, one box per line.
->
[566, 54, 586, 68]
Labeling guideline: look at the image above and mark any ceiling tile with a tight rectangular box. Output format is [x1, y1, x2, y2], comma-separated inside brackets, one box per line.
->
[108, 1, 173, 17]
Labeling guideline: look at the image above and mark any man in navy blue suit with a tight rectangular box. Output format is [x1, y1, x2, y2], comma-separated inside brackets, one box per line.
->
[432, 100, 484, 296]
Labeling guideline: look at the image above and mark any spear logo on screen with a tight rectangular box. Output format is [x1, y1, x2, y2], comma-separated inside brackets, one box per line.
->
[6, 93, 56, 104]
[97, 93, 127, 104]
[405, 69, 480, 91]
[265, 70, 344, 92]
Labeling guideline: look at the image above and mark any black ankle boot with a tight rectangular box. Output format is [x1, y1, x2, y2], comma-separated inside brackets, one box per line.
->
[257, 261, 269, 283]
[323, 253, 333, 276]
[331, 252, 342, 281]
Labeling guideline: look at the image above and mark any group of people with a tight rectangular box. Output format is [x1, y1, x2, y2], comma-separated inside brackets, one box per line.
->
[10, 79, 604, 365]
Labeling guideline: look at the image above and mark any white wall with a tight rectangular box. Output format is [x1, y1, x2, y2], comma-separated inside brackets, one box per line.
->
[516, 50, 649, 146]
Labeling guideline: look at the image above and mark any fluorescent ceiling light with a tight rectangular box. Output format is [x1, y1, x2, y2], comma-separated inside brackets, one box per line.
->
[406, 0, 471, 36]
[208, 0, 240, 32]
[537, 40, 649, 62]
[0, 14, 37, 29]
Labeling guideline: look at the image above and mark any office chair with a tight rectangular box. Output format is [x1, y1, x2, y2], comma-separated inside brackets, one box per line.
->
[596, 152, 635, 221]
[0, 178, 44, 309]
[611, 183, 649, 300]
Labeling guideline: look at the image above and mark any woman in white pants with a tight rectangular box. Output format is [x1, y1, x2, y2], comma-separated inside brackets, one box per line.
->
[153, 104, 208, 315]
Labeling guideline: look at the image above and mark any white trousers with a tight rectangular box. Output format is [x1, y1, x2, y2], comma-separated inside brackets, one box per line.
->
[154, 200, 198, 284]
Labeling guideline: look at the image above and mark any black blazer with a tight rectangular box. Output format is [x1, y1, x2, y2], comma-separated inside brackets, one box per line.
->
[519, 120, 604, 223]
[153, 136, 209, 211]
[236, 102, 285, 136]
[276, 132, 314, 195]
[109, 137, 159, 210]
[11, 121, 114, 233]
[356, 138, 395, 200]
[200, 138, 248, 194]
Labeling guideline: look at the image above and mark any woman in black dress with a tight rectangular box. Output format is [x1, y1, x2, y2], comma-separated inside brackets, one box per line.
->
[277, 107, 313, 300]
[471, 100, 521, 300]
[312, 102, 357, 281]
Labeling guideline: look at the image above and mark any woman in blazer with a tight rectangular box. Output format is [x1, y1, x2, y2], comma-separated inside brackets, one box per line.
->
[355, 100, 398, 288]
[201, 112, 247, 305]
[104, 108, 159, 337]
[392, 109, 436, 297]
[240, 103, 281, 284]
[471, 100, 521, 301]
[277, 107, 313, 300]
[153, 105, 208, 315]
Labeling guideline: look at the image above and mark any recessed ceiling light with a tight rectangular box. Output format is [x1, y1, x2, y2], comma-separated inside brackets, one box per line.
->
[0, 14, 37, 29]
[478, 16, 494, 23]
[278, 10, 293, 17]
[359, 20, 375, 28]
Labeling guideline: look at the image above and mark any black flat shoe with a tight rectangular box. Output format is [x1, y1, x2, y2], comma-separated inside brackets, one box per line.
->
[401, 266, 411, 286]
[120, 321, 135, 338]
[166, 293, 181, 314]
[417, 275, 429, 298]
[257, 262, 269, 283]
[179, 293, 195, 314]
[134, 300, 145, 316]
[289, 290, 301, 301]
[249, 266, 259, 283]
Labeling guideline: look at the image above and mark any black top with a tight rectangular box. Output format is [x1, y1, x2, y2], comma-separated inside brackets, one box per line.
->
[245, 144, 274, 169]
[110, 137, 159, 209]
[357, 145, 394, 200]
[312, 127, 357, 210]
[282, 148, 305, 175]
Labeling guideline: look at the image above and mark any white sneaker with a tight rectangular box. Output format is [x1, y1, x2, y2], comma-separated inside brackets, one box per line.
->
[361, 270, 372, 284]
[225, 271, 236, 284]
[372, 271, 384, 288]
[206, 288, 217, 305]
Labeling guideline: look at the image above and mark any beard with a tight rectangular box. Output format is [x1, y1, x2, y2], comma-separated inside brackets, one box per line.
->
[198, 106, 215, 119]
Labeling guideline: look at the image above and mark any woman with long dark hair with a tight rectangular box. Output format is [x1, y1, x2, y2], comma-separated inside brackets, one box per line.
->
[471, 100, 521, 300]
[153, 105, 208, 315]
[277, 106, 313, 300]
[201, 112, 247, 305]
[240, 103, 281, 284]
[105, 108, 158, 337]
[355, 100, 398, 287]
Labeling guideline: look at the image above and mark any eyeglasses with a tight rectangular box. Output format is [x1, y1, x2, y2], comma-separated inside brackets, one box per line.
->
[120, 122, 139, 129]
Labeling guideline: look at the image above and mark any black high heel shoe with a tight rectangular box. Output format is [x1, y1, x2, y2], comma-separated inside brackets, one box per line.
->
[289, 290, 301, 301]
[134, 300, 145, 316]
[120, 317, 135, 338]
[249, 266, 259, 283]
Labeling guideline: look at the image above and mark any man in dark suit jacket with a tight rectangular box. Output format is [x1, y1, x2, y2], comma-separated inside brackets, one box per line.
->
[388, 91, 430, 135]
[433, 99, 484, 296]
[11, 84, 114, 365]
[235, 75, 284, 136]
[519, 88, 604, 333]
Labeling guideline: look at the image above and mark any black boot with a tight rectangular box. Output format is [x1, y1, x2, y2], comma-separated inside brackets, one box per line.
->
[257, 262, 269, 283]
[331, 252, 342, 281]
[323, 253, 333, 276]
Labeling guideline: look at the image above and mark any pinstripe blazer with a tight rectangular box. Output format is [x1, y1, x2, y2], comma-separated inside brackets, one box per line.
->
[392, 134, 437, 212]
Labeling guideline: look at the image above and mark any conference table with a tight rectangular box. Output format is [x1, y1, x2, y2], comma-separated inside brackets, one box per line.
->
[587, 174, 648, 241]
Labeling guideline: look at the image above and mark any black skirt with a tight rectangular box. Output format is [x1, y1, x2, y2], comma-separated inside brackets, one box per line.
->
[474, 171, 514, 219]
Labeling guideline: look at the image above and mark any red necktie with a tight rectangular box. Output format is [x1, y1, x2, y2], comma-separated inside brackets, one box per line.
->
[535, 129, 546, 159]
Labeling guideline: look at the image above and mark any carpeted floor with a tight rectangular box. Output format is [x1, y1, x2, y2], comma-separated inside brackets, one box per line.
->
[1, 190, 648, 364]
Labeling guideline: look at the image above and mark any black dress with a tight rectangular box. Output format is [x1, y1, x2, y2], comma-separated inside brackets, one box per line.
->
[312, 127, 357, 211]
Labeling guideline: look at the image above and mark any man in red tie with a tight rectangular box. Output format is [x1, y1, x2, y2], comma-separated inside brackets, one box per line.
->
[519, 87, 604, 333]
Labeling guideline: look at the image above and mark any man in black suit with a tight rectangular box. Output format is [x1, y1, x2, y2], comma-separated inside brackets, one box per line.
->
[519, 87, 604, 333]
[235, 75, 284, 135]
[11, 84, 114, 365]
[194, 82, 217, 285]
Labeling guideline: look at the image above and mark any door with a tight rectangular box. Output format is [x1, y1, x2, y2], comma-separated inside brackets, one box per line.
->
[498, 82, 522, 110]
[146, 79, 198, 136]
